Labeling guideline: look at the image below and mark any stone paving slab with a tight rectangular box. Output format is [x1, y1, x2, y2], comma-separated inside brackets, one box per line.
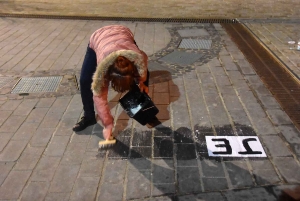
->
[0, 17, 300, 200]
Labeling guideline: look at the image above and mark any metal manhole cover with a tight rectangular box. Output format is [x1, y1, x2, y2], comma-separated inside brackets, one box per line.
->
[177, 29, 209, 37]
[0, 77, 13, 89]
[159, 50, 203, 66]
[11, 76, 63, 93]
[178, 39, 212, 50]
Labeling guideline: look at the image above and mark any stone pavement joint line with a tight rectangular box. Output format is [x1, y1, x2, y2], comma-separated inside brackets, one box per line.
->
[0, 17, 300, 200]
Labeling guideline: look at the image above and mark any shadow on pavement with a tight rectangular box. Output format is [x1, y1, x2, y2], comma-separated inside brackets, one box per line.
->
[98, 124, 297, 201]
[75, 70, 298, 200]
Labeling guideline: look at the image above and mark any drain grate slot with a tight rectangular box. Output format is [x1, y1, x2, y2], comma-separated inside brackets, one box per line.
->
[178, 39, 212, 50]
[11, 76, 62, 94]
[0, 14, 239, 24]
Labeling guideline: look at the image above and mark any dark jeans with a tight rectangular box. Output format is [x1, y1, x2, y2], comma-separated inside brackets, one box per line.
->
[80, 45, 97, 119]
[80, 45, 149, 120]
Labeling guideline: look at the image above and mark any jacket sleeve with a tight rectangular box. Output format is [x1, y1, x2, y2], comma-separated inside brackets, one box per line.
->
[138, 50, 148, 84]
[93, 82, 114, 129]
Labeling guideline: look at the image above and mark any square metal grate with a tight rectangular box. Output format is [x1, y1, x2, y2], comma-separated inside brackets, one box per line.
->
[0, 77, 13, 89]
[11, 76, 62, 93]
[178, 39, 212, 50]
[159, 50, 203, 66]
[178, 29, 209, 37]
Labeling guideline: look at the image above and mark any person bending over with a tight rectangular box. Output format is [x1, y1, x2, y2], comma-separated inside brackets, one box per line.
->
[73, 25, 149, 142]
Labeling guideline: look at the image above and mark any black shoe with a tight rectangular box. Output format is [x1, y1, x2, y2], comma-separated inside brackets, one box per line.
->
[73, 116, 97, 132]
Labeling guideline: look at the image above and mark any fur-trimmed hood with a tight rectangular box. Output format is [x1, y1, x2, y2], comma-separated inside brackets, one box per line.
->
[88, 25, 147, 96]
[91, 49, 146, 95]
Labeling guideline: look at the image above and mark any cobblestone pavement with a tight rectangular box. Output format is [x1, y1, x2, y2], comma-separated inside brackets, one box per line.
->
[0, 0, 300, 19]
[0, 17, 300, 200]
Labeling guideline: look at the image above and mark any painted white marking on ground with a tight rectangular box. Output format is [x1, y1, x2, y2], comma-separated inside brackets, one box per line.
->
[206, 136, 267, 157]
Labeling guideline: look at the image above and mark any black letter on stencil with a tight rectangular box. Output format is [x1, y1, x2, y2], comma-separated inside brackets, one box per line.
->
[212, 139, 232, 154]
[238, 138, 262, 155]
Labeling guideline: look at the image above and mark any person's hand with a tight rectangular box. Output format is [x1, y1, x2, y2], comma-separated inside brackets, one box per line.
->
[103, 127, 112, 140]
[139, 82, 149, 94]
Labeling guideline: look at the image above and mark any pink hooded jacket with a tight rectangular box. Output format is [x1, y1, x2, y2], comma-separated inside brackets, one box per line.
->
[89, 25, 148, 131]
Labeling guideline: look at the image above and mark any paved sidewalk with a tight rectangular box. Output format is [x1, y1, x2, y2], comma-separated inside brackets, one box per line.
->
[0, 17, 300, 200]
[242, 19, 300, 79]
